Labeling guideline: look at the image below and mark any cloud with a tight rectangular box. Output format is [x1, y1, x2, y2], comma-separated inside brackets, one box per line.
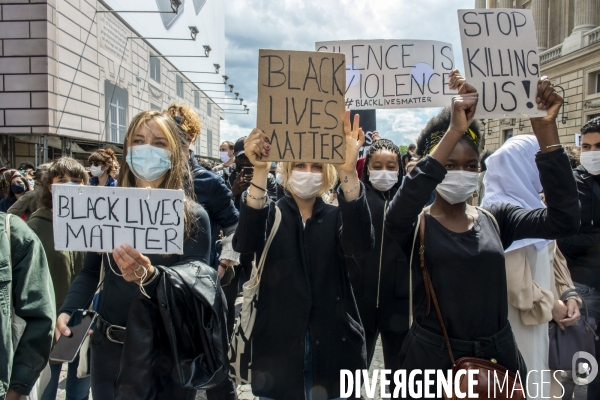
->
[221, 0, 473, 145]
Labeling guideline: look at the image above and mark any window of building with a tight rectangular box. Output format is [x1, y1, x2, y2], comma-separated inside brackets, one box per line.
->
[105, 81, 128, 143]
[150, 103, 161, 111]
[503, 128, 514, 143]
[596, 72, 600, 94]
[176, 75, 184, 98]
[588, 113, 600, 121]
[194, 91, 200, 108]
[207, 101, 212, 117]
[206, 129, 213, 158]
[150, 54, 161, 84]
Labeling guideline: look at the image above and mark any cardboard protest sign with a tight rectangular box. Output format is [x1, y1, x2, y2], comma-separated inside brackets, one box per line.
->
[316, 40, 456, 110]
[257, 49, 346, 163]
[458, 9, 547, 118]
[52, 185, 184, 254]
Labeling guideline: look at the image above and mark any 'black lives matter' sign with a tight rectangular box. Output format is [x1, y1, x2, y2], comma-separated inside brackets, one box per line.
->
[257, 49, 346, 164]
[458, 8, 547, 119]
[52, 185, 184, 254]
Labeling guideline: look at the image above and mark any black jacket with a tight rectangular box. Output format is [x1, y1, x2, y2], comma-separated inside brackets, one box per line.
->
[115, 261, 229, 399]
[346, 183, 410, 332]
[558, 165, 600, 288]
[232, 187, 374, 400]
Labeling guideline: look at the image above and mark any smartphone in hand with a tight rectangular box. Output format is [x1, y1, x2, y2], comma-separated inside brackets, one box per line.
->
[242, 166, 254, 177]
[50, 310, 98, 363]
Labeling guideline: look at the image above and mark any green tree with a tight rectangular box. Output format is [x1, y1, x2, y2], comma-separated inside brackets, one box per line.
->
[398, 145, 408, 155]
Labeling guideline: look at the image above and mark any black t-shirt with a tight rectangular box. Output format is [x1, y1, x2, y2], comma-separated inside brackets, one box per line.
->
[415, 212, 507, 339]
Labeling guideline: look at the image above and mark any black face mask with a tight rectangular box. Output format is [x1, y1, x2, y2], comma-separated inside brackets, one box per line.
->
[11, 183, 25, 195]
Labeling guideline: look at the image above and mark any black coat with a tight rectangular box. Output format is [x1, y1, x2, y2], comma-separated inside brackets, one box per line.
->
[346, 183, 410, 334]
[558, 165, 600, 289]
[115, 261, 230, 399]
[232, 186, 374, 400]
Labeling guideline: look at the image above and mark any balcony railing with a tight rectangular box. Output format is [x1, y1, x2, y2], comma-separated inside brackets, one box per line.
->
[539, 44, 562, 65]
[585, 26, 600, 46]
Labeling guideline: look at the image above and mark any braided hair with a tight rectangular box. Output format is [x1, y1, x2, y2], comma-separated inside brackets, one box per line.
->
[361, 139, 402, 184]
[416, 107, 482, 157]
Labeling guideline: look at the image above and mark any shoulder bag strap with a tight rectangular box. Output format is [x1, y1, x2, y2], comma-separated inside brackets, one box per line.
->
[418, 212, 456, 366]
[408, 212, 423, 327]
[256, 206, 282, 282]
[476, 206, 500, 232]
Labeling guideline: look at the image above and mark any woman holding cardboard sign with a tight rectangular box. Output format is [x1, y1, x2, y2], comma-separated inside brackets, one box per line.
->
[232, 111, 374, 400]
[56, 111, 233, 400]
[385, 72, 580, 398]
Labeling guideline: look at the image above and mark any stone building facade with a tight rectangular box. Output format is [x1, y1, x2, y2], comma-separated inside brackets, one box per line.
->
[476, 0, 600, 150]
[0, 0, 225, 168]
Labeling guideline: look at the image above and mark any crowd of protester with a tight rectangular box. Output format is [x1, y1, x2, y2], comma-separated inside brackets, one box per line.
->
[1, 69, 600, 400]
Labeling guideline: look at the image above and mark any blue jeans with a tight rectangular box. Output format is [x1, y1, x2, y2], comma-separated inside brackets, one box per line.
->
[259, 332, 346, 400]
[41, 357, 91, 400]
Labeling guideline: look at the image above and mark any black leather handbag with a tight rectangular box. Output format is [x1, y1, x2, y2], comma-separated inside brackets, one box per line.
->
[548, 288, 599, 370]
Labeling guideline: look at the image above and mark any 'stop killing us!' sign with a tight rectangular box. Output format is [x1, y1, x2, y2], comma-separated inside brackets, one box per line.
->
[257, 49, 346, 163]
[458, 8, 547, 119]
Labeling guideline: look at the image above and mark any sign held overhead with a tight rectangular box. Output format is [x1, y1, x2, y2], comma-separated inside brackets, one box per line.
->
[457, 8, 547, 118]
[52, 185, 185, 254]
[316, 39, 457, 110]
[257, 49, 346, 163]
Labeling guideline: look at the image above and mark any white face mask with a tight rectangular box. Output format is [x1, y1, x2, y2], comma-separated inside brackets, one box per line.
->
[288, 171, 323, 200]
[220, 151, 231, 163]
[580, 151, 600, 175]
[436, 170, 479, 204]
[90, 165, 104, 177]
[368, 169, 398, 192]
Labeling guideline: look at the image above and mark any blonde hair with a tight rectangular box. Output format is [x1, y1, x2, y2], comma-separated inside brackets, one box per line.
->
[277, 162, 337, 198]
[165, 103, 202, 144]
[118, 110, 197, 239]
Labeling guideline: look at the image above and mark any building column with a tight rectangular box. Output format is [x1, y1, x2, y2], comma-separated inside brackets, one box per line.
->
[475, 0, 486, 8]
[531, 0, 549, 51]
[572, 0, 597, 33]
[497, 0, 513, 8]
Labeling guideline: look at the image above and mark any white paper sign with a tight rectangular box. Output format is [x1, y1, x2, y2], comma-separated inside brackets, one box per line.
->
[575, 133, 582, 146]
[316, 40, 456, 110]
[458, 9, 547, 118]
[52, 185, 185, 254]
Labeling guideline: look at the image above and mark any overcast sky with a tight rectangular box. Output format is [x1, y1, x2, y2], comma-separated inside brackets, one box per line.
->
[220, 0, 475, 146]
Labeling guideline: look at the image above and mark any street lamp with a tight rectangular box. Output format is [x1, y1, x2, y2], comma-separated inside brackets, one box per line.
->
[98, 0, 182, 13]
[128, 26, 199, 41]
[173, 64, 220, 74]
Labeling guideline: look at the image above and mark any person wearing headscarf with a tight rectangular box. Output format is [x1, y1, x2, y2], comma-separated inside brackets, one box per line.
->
[482, 135, 581, 397]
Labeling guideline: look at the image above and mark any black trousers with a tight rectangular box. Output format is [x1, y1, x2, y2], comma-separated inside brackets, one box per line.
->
[397, 322, 526, 400]
[362, 306, 409, 398]
[90, 326, 237, 400]
[574, 282, 600, 400]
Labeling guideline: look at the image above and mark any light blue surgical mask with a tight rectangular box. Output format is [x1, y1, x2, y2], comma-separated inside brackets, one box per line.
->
[126, 144, 172, 182]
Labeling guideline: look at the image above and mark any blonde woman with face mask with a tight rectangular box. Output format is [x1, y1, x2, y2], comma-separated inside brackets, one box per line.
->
[232, 111, 375, 400]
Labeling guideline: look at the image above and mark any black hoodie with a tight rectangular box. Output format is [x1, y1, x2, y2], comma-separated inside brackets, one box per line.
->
[558, 165, 600, 289]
